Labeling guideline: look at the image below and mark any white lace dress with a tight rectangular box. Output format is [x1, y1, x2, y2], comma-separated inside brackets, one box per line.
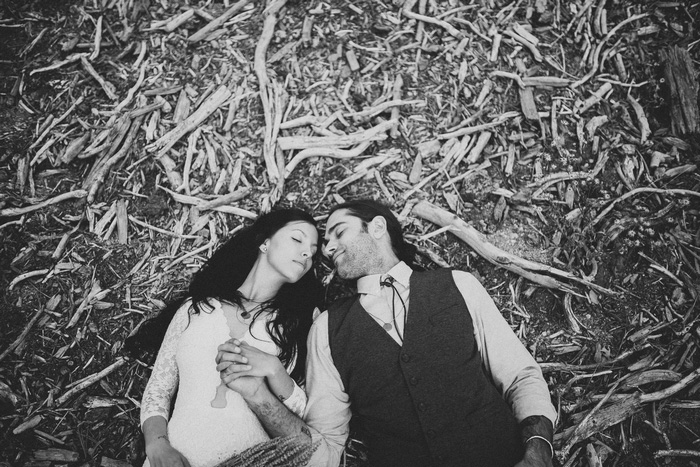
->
[140, 299, 307, 467]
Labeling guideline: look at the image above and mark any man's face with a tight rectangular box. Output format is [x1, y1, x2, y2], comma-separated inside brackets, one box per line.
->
[323, 209, 383, 279]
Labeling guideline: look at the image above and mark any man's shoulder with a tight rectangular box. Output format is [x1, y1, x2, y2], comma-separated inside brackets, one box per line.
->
[412, 267, 461, 281]
[412, 268, 479, 290]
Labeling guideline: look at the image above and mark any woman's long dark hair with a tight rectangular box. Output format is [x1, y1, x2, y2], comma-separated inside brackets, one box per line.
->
[124, 208, 323, 384]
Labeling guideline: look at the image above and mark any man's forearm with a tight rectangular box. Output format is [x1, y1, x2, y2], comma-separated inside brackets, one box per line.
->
[244, 383, 312, 440]
[520, 415, 554, 462]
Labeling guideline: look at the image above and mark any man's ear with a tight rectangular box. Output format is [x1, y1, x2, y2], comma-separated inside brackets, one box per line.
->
[368, 216, 388, 239]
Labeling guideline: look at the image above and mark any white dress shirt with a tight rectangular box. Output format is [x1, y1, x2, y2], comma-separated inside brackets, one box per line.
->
[303, 262, 557, 467]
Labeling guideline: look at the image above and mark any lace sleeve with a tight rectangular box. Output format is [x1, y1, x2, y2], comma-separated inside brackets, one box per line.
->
[139, 303, 190, 427]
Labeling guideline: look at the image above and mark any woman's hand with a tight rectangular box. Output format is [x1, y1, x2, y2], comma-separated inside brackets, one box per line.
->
[216, 339, 295, 402]
[216, 339, 284, 379]
[145, 436, 191, 467]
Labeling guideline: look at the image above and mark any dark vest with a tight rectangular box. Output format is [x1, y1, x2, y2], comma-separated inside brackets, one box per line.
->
[328, 269, 523, 467]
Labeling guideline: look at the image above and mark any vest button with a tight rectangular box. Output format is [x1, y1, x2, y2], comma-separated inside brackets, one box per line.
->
[409, 376, 418, 386]
[427, 429, 436, 438]
[401, 353, 411, 362]
[418, 402, 427, 411]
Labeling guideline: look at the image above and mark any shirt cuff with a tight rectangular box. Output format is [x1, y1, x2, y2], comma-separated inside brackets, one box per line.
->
[307, 426, 344, 467]
[282, 382, 307, 418]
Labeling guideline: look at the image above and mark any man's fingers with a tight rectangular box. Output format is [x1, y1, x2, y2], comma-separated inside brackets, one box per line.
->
[220, 370, 251, 384]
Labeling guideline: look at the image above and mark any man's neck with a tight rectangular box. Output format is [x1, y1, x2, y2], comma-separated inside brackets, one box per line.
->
[358, 258, 401, 279]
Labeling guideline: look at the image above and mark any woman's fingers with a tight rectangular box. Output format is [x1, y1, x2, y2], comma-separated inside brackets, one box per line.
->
[217, 351, 247, 364]
[217, 361, 251, 373]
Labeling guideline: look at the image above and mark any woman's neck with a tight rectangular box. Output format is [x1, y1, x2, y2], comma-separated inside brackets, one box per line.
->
[237, 260, 283, 302]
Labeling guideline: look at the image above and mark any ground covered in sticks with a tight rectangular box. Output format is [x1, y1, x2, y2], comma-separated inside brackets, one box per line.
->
[1, 0, 700, 466]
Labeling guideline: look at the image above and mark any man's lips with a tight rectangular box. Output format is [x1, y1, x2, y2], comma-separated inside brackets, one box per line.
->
[332, 251, 344, 264]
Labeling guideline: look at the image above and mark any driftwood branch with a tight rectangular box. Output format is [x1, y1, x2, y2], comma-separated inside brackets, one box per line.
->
[255, 0, 287, 192]
[284, 141, 372, 178]
[145, 85, 231, 159]
[412, 201, 613, 295]
[278, 120, 395, 151]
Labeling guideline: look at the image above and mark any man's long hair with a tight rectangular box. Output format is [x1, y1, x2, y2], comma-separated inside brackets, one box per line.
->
[328, 199, 419, 268]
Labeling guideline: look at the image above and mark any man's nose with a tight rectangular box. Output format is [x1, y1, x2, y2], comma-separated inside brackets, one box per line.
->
[323, 240, 335, 258]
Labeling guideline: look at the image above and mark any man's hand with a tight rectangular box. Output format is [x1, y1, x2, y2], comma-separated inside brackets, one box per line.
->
[515, 415, 554, 467]
[217, 361, 267, 400]
[145, 437, 191, 467]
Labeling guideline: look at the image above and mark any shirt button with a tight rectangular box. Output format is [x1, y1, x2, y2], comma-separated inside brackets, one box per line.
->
[427, 429, 436, 438]
[409, 376, 418, 386]
[401, 353, 411, 362]
[418, 402, 427, 411]
[436, 454, 446, 463]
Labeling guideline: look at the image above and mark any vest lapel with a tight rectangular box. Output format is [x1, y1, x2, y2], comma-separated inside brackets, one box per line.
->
[350, 298, 402, 349]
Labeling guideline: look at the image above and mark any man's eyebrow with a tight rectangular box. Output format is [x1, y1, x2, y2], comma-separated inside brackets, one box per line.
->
[324, 221, 345, 238]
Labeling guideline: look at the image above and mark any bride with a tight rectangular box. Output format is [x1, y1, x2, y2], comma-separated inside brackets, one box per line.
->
[125, 208, 323, 467]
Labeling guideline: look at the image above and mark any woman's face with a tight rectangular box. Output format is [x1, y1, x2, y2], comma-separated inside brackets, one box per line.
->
[262, 220, 318, 284]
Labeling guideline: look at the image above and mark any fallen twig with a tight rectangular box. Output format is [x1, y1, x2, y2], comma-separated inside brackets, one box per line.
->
[571, 13, 649, 89]
[0, 190, 88, 218]
[188, 0, 250, 43]
[56, 358, 128, 406]
[590, 188, 700, 228]
[85, 114, 146, 202]
[0, 295, 60, 362]
[29, 96, 85, 150]
[80, 56, 117, 100]
[560, 366, 700, 457]
[438, 112, 518, 139]
[402, 9, 464, 40]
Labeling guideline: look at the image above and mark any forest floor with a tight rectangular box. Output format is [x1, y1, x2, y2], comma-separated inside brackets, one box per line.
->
[1, 0, 700, 466]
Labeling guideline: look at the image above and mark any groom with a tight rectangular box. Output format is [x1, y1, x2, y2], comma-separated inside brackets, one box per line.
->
[217, 199, 556, 466]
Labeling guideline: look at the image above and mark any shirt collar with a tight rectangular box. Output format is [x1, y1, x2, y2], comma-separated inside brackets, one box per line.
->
[357, 261, 413, 296]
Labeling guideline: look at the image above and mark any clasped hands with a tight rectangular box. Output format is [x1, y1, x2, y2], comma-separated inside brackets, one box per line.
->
[215, 339, 278, 399]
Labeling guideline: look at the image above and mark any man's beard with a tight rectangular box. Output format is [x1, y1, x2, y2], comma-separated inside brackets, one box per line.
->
[334, 235, 384, 279]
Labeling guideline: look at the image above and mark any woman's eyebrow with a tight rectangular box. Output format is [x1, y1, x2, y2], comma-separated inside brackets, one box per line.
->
[291, 229, 318, 248]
